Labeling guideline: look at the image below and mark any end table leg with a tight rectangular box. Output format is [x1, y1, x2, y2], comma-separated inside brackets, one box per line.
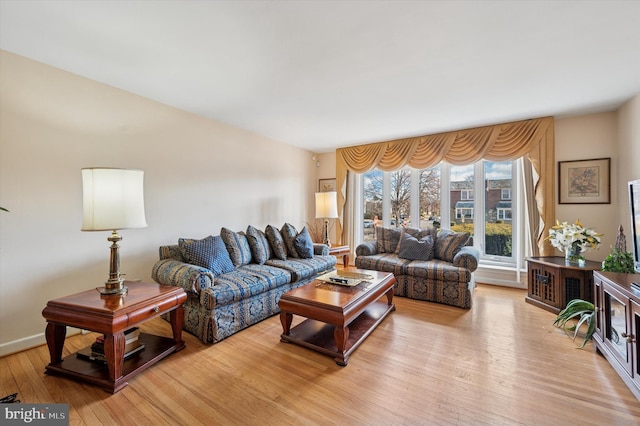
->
[104, 333, 125, 382]
[280, 312, 292, 341]
[170, 305, 185, 344]
[45, 323, 66, 365]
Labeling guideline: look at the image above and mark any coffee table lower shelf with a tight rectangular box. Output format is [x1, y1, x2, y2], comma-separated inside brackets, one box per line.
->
[280, 300, 393, 366]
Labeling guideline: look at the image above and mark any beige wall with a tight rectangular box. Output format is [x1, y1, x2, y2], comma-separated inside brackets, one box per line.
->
[616, 95, 640, 231]
[0, 51, 316, 355]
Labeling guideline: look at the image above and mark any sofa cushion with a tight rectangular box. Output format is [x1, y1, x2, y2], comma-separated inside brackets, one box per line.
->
[178, 235, 235, 275]
[220, 228, 253, 267]
[398, 234, 434, 261]
[280, 223, 300, 258]
[293, 226, 314, 259]
[435, 229, 471, 262]
[246, 225, 272, 265]
[265, 225, 288, 260]
[376, 226, 402, 253]
[265, 256, 336, 281]
[211, 264, 292, 307]
[355, 253, 411, 275]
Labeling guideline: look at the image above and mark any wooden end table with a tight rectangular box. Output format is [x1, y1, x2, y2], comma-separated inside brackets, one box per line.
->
[42, 281, 187, 393]
[279, 269, 395, 366]
[329, 245, 350, 266]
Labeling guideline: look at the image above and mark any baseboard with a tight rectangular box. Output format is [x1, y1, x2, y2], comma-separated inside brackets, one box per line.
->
[0, 327, 82, 358]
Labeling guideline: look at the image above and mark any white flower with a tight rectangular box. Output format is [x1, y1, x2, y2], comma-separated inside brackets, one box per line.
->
[547, 219, 602, 253]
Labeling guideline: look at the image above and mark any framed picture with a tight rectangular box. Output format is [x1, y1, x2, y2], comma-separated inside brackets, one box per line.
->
[558, 157, 610, 204]
[318, 178, 336, 192]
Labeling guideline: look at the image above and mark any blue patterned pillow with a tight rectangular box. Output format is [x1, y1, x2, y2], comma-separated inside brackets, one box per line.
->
[376, 226, 402, 253]
[246, 225, 272, 264]
[178, 235, 235, 275]
[220, 228, 253, 267]
[280, 223, 299, 258]
[293, 226, 314, 259]
[398, 233, 434, 261]
[435, 229, 470, 262]
[265, 225, 287, 260]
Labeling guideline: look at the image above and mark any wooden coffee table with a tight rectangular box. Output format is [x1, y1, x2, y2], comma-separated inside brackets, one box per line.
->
[278, 269, 395, 366]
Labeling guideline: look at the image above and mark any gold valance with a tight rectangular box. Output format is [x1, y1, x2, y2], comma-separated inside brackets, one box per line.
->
[336, 116, 555, 255]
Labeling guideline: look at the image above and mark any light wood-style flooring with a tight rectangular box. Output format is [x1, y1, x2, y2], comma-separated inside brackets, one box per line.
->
[2, 284, 639, 425]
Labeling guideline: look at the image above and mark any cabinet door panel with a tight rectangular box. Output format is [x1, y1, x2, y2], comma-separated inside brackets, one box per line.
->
[603, 283, 632, 372]
[632, 299, 640, 388]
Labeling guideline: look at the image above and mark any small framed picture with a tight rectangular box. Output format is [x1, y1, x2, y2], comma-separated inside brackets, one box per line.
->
[558, 157, 610, 204]
[319, 178, 336, 192]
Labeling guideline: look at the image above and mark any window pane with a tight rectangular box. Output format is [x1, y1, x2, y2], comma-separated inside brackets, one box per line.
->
[419, 167, 441, 230]
[484, 161, 513, 257]
[363, 170, 382, 241]
[390, 169, 411, 228]
[450, 165, 475, 237]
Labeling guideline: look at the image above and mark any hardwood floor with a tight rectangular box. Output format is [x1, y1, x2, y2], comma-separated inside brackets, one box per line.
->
[2, 284, 639, 425]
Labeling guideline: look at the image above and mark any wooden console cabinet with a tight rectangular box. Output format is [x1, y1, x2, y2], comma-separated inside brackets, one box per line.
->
[42, 281, 187, 393]
[525, 256, 601, 313]
[592, 271, 640, 401]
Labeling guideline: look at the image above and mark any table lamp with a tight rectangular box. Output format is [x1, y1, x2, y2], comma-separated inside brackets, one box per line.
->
[82, 168, 148, 295]
[315, 191, 338, 246]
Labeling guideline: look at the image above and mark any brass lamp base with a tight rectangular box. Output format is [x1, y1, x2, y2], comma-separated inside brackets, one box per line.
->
[97, 230, 128, 296]
[98, 280, 128, 295]
[323, 218, 331, 247]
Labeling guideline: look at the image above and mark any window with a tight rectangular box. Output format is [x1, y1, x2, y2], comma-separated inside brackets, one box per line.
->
[359, 159, 518, 266]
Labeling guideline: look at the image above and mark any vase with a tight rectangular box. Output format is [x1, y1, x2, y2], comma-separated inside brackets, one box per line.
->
[565, 243, 584, 264]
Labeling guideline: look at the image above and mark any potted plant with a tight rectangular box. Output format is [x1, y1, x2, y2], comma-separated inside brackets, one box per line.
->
[602, 225, 635, 273]
[553, 298, 595, 348]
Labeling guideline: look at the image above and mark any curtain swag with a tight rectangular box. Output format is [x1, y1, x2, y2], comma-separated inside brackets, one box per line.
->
[335, 116, 555, 255]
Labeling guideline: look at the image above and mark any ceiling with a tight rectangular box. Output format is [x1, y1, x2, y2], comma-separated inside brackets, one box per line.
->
[1, 1, 639, 153]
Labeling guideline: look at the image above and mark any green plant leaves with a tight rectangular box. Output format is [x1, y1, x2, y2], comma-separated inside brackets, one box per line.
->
[553, 299, 595, 349]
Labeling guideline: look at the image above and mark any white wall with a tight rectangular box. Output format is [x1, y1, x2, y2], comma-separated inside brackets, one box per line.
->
[0, 51, 316, 355]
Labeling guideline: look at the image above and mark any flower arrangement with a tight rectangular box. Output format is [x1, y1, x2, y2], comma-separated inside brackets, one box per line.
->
[547, 219, 602, 262]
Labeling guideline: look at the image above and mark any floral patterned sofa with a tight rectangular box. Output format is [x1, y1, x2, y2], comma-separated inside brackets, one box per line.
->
[355, 227, 479, 309]
[152, 223, 336, 343]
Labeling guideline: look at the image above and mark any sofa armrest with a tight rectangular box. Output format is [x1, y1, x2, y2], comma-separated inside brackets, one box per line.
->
[151, 259, 214, 294]
[314, 243, 329, 256]
[356, 241, 379, 256]
[453, 246, 480, 272]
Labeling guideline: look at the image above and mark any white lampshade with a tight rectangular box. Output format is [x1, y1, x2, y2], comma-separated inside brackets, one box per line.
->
[82, 168, 148, 231]
[315, 191, 338, 219]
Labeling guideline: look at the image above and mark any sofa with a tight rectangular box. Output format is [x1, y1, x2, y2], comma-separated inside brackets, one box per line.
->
[355, 227, 479, 309]
[152, 223, 336, 343]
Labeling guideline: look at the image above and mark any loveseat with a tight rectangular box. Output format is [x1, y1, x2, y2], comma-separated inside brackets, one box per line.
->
[152, 223, 336, 343]
[355, 227, 479, 308]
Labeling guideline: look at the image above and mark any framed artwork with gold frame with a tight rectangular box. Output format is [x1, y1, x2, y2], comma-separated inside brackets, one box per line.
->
[558, 157, 610, 204]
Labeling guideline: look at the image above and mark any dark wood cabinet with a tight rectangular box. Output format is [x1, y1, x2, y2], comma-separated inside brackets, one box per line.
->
[593, 271, 640, 401]
[525, 256, 601, 313]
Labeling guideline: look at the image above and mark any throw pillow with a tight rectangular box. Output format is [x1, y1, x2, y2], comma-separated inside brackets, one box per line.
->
[220, 228, 253, 267]
[376, 226, 402, 253]
[394, 227, 421, 254]
[293, 226, 314, 259]
[280, 223, 299, 258]
[434, 229, 471, 262]
[265, 225, 287, 260]
[246, 225, 272, 265]
[398, 233, 434, 261]
[178, 235, 235, 275]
